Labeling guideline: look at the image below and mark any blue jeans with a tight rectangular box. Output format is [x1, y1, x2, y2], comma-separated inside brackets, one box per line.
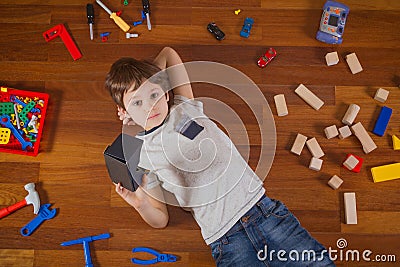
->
[209, 195, 335, 266]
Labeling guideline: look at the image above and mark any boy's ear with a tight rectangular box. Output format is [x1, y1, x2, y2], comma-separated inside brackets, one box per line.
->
[165, 92, 170, 102]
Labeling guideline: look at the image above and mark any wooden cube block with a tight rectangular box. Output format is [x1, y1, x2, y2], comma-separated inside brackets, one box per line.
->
[345, 53, 363, 74]
[342, 104, 360, 126]
[338, 125, 352, 139]
[309, 157, 323, 171]
[273, 94, 288, 116]
[325, 52, 339, 66]
[290, 133, 307, 155]
[374, 88, 389, 103]
[343, 155, 359, 170]
[344, 192, 357, 224]
[328, 175, 343, 190]
[324, 125, 338, 139]
[306, 137, 325, 158]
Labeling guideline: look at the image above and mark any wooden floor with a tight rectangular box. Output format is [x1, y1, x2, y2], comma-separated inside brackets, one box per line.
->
[0, 0, 399, 266]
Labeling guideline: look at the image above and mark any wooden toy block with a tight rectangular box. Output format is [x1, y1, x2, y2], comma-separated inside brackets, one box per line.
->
[338, 125, 352, 139]
[291, 133, 307, 155]
[309, 157, 323, 171]
[351, 122, 377, 154]
[393, 135, 400, 150]
[345, 53, 363, 74]
[343, 154, 363, 173]
[371, 163, 400, 183]
[273, 94, 288, 117]
[306, 137, 325, 158]
[328, 175, 343, 190]
[374, 88, 389, 103]
[343, 155, 359, 170]
[344, 192, 357, 224]
[294, 84, 324, 110]
[324, 125, 338, 139]
[372, 106, 392, 137]
[325, 52, 339, 66]
[342, 104, 360, 126]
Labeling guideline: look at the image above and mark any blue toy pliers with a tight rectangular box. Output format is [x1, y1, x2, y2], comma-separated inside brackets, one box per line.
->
[131, 247, 177, 265]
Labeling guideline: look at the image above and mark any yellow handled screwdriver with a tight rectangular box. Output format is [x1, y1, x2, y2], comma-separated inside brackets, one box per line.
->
[95, 0, 130, 32]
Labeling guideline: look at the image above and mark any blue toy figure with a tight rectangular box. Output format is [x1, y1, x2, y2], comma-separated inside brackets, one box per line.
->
[316, 1, 349, 44]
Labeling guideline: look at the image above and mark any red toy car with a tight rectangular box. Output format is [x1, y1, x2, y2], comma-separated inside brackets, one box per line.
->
[257, 48, 277, 68]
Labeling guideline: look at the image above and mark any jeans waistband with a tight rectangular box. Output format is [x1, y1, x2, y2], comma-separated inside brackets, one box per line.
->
[223, 194, 271, 238]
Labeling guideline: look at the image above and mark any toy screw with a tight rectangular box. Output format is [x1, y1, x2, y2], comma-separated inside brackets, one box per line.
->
[126, 33, 139, 39]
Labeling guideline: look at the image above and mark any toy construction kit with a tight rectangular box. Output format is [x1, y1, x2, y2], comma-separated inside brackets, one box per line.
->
[0, 86, 49, 156]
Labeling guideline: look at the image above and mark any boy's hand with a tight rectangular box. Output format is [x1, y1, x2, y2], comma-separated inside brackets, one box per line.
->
[117, 106, 135, 125]
[114, 174, 150, 210]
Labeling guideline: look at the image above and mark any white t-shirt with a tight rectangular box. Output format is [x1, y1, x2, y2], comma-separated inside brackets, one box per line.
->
[136, 95, 265, 245]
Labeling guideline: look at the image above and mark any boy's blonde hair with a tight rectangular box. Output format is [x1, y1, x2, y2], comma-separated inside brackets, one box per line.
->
[105, 57, 170, 109]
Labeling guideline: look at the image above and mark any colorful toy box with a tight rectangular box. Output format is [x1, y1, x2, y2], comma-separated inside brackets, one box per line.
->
[0, 86, 49, 156]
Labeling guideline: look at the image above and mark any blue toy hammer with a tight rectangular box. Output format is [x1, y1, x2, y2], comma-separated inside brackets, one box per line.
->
[61, 233, 111, 267]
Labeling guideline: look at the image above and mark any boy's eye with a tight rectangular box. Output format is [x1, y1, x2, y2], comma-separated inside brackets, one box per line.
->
[151, 92, 159, 99]
[132, 100, 142, 106]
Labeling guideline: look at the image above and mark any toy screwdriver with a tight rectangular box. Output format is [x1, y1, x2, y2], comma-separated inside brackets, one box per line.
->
[86, 4, 94, 40]
[95, 0, 130, 32]
[142, 0, 151, 31]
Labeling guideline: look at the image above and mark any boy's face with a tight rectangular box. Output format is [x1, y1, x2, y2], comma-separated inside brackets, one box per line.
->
[123, 80, 169, 131]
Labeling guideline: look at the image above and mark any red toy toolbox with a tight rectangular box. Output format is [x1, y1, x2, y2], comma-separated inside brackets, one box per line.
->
[0, 86, 49, 156]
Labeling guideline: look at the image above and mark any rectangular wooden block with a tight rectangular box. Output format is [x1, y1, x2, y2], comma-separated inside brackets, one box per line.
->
[345, 53, 363, 74]
[294, 84, 324, 110]
[351, 122, 377, 153]
[344, 192, 357, 224]
[291, 133, 307, 155]
[306, 137, 324, 158]
[371, 163, 400, 183]
[273, 94, 288, 116]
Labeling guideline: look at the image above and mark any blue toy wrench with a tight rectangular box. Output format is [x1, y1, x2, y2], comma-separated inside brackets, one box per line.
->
[0, 115, 32, 150]
[21, 204, 57, 236]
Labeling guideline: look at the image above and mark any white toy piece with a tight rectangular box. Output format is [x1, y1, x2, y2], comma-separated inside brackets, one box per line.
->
[328, 175, 343, 190]
[306, 137, 325, 158]
[344, 192, 357, 224]
[309, 157, 323, 171]
[342, 104, 360, 125]
[325, 52, 339, 66]
[345, 53, 363, 74]
[351, 122, 377, 154]
[273, 94, 288, 117]
[338, 125, 352, 139]
[126, 32, 139, 39]
[374, 88, 389, 103]
[343, 155, 359, 171]
[324, 125, 338, 139]
[294, 84, 324, 110]
[291, 133, 307, 155]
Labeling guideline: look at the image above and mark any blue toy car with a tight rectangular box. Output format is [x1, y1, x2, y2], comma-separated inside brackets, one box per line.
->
[240, 17, 254, 38]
